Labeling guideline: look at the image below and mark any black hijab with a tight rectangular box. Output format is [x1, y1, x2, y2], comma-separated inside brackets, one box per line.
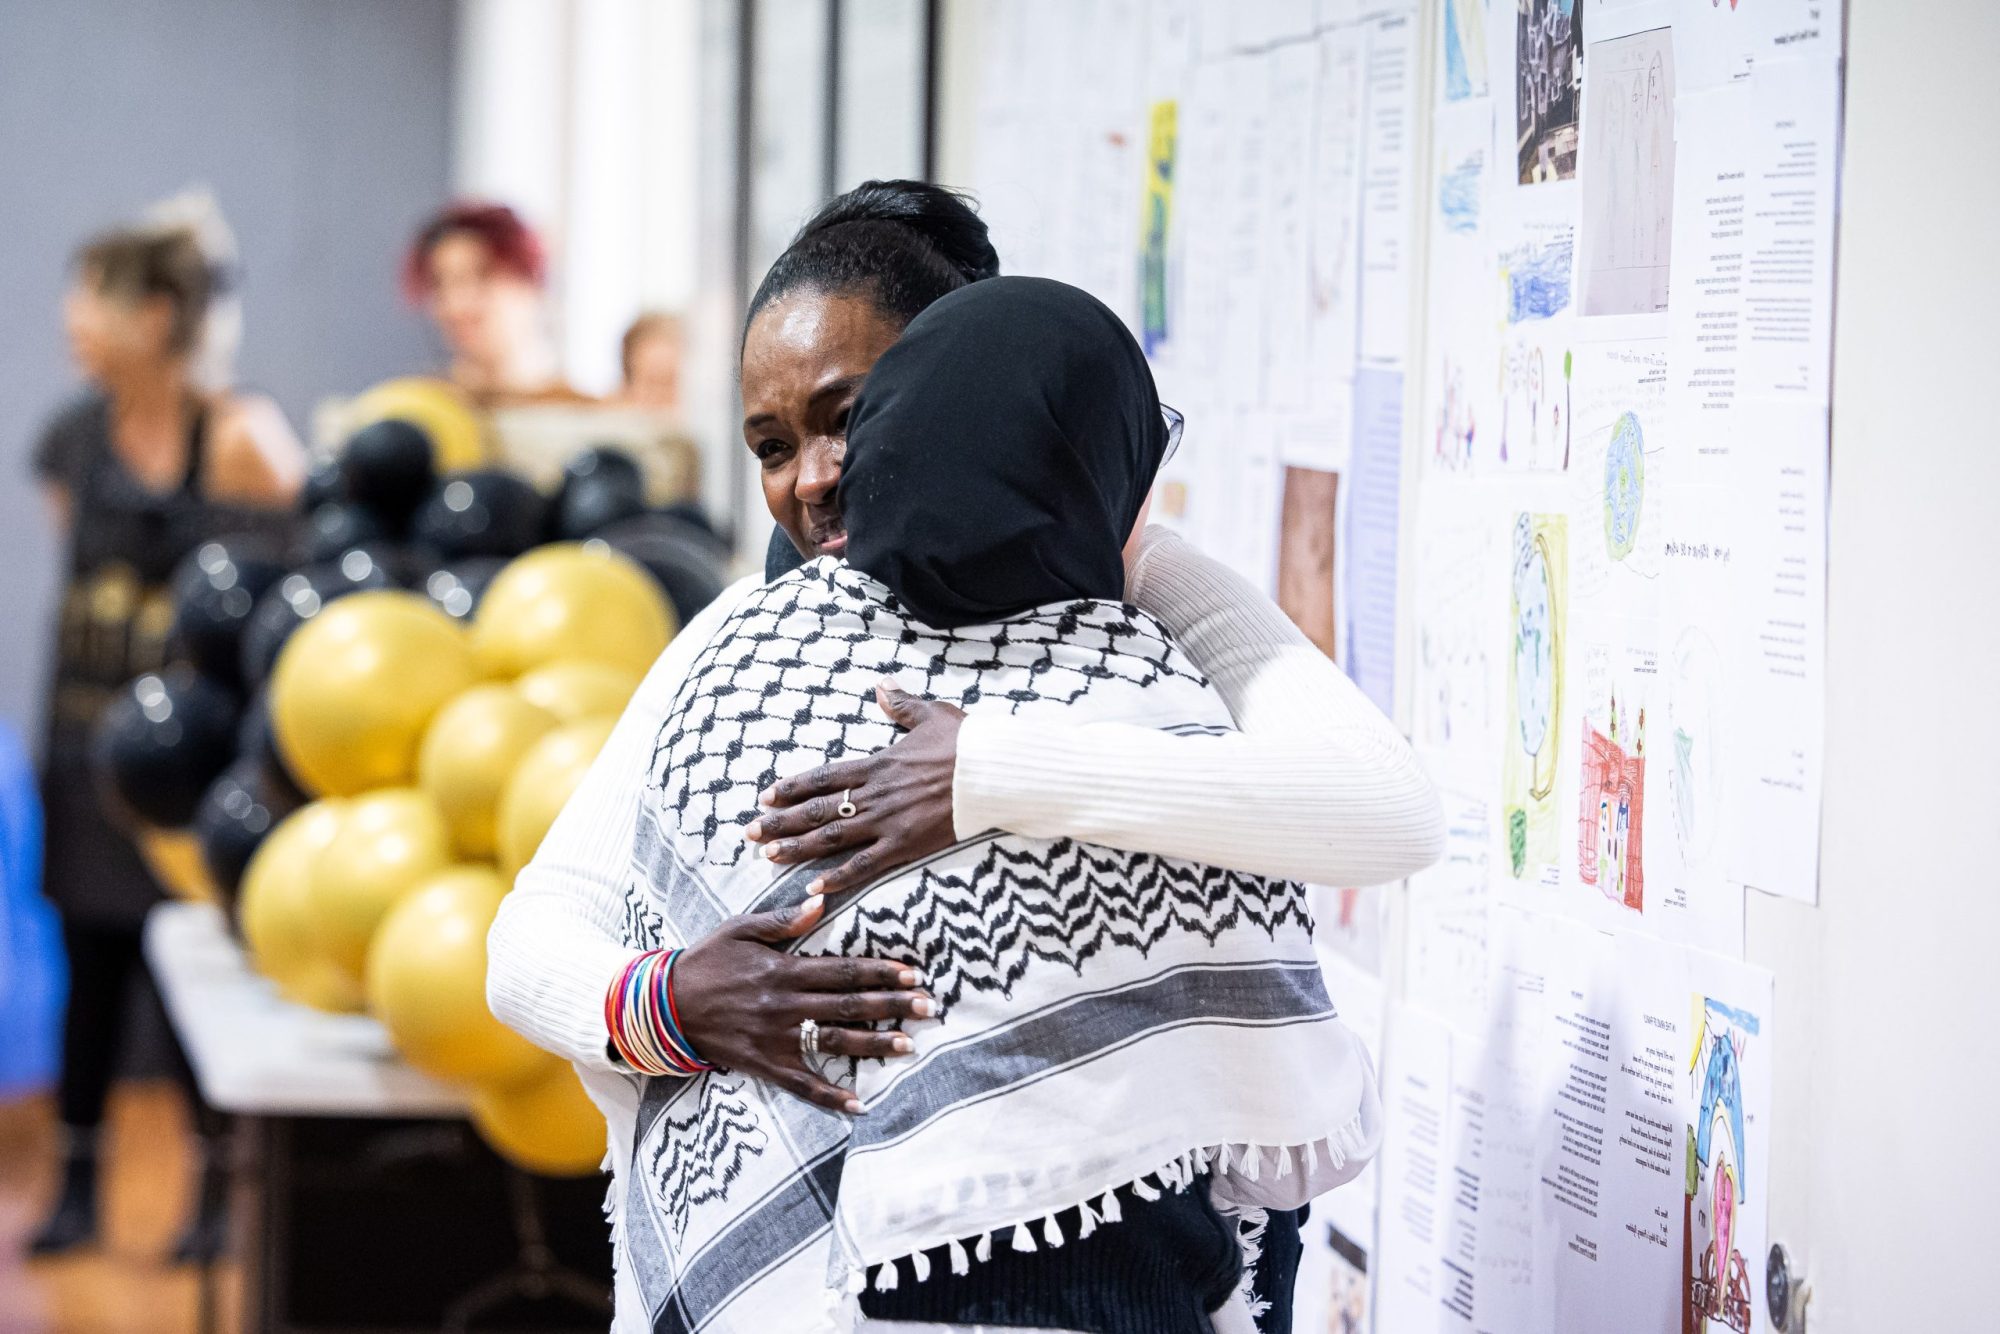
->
[837, 276, 1170, 628]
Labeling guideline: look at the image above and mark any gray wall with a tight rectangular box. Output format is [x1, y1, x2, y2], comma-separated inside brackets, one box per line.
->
[0, 0, 456, 748]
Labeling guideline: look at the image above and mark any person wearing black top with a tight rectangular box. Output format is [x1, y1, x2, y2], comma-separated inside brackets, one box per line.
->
[29, 209, 302, 1259]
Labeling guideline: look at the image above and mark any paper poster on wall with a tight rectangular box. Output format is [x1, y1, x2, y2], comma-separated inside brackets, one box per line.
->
[1294, 1222, 1373, 1334]
[1373, 1004, 1454, 1334]
[1442, 0, 1492, 102]
[1577, 26, 1675, 317]
[1681, 948, 1774, 1334]
[1405, 790, 1495, 1038]
[1421, 97, 1501, 478]
[1359, 6, 1419, 367]
[1279, 465, 1341, 660]
[1501, 512, 1569, 884]
[1673, 0, 1843, 93]
[1308, 23, 1367, 409]
[1346, 368, 1402, 717]
[1721, 398, 1826, 902]
[1568, 341, 1668, 614]
[1140, 99, 1177, 356]
[1516, 0, 1584, 184]
[1413, 496, 1505, 791]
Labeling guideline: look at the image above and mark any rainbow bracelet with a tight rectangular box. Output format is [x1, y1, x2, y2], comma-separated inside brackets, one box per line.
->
[606, 949, 715, 1076]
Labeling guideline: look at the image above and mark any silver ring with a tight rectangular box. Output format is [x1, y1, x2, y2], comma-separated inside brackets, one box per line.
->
[836, 789, 857, 820]
[799, 1018, 820, 1057]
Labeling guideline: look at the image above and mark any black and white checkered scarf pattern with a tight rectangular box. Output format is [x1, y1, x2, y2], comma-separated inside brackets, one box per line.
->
[609, 561, 1380, 1333]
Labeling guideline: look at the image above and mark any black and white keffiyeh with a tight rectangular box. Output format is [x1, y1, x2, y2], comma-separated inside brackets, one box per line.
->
[601, 561, 1381, 1333]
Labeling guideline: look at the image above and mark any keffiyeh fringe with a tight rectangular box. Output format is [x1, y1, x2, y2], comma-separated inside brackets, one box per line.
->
[839, 1112, 1371, 1321]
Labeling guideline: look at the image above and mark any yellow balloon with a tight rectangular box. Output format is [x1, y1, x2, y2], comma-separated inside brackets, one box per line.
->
[471, 544, 675, 680]
[306, 787, 452, 981]
[417, 686, 559, 858]
[470, 1064, 607, 1176]
[271, 591, 478, 797]
[364, 865, 554, 1089]
[495, 715, 617, 878]
[239, 801, 366, 1013]
[513, 659, 642, 724]
[138, 828, 217, 904]
[348, 376, 487, 472]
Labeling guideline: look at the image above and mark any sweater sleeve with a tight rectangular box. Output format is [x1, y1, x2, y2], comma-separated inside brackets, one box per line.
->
[487, 575, 758, 1070]
[951, 528, 1445, 887]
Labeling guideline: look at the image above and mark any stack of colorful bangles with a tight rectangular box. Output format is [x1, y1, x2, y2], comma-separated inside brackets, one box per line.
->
[604, 948, 714, 1075]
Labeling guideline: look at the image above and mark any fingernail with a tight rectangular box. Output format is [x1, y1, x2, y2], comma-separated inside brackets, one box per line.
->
[808, 877, 828, 895]
[744, 820, 764, 842]
[912, 998, 937, 1018]
[891, 1035, 914, 1054]
[844, 1099, 866, 1116]
[879, 675, 904, 690]
[758, 788, 777, 807]
[795, 893, 823, 917]
[897, 969, 919, 987]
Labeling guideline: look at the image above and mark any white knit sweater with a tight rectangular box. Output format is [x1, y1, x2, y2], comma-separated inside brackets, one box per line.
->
[486, 527, 1445, 1071]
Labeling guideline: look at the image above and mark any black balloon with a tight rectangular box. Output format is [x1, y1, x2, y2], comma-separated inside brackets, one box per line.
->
[421, 556, 507, 622]
[90, 669, 241, 830]
[656, 499, 720, 539]
[300, 456, 347, 511]
[549, 446, 647, 539]
[298, 502, 390, 566]
[235, 685, 306, 804]
[169, 536, 287, 690]
[238, 556, 396, 687]
[195, 756, 305, 911]
[341, 419, 437, 526]
[411, 471, 548, 559]
[169, 536, 288, 696]
[592, 514, 728, 625]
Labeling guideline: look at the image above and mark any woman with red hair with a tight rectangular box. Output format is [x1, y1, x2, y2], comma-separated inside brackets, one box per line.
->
[402, 202, 587, 407]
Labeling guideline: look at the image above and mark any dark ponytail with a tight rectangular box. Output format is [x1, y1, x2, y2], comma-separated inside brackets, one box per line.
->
[744, 179, 1000, 340]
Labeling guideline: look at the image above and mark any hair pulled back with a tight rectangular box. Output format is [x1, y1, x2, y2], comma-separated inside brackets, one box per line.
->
[744, 179, 999, 341]
[75, 225, 214, 356]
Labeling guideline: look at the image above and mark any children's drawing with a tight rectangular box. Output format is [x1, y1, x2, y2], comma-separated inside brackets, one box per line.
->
[1667, 628, 1723, 867]
[1443, 0, 1490, 102]
[1140, 100, 1177, 356]
[1686, 997, 1759, 1334]
[1577, 677, 1645, 910]
[1502, 514, 1567, 879]
[1440, 151, 1484, 235]
[1603, 410, 1645, 559]
[1498, 337, 1571, 471]
[1516, 0, 1583, 184]
[1500, 232, 1574, 323]
[1579, 27, 1676, 315]
[1435, 354, 1478, 471]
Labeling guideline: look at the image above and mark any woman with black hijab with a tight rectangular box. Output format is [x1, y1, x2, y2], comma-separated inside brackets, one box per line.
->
[492, 278, 1382, 1333]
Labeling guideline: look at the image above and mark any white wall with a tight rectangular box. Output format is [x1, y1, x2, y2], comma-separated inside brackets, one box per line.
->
[933, 1, 2000, 1326]
[1747, 0, 2000, 1327]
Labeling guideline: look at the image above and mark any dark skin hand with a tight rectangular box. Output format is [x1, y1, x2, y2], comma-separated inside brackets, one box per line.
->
[669, 892, 937, 1116]
[745, 680, 967, 896]
[666, 290, 926, 1118]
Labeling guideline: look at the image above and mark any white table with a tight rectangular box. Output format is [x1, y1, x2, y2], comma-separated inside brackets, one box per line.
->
[144, 903, 608, 1333]
[143, 901, 465, 1118]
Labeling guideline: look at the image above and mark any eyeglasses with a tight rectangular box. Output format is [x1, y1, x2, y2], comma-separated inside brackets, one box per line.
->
[1161, 404, 1184, 464]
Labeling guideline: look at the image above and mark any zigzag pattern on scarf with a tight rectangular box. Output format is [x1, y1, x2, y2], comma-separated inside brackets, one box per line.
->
[828, 837, 1313, 1009]
[644, 563, 1204, 868]
[646, 1075, 770, 1242]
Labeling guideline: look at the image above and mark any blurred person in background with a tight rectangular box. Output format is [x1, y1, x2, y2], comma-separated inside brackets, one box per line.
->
[402, 201, 589, 409]
[29, 194, 304, 1259]
[616, 310, 683, 415]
